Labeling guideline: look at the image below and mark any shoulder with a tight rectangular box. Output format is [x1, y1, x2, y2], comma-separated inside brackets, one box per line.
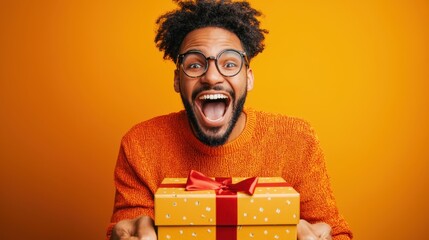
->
[250, 109, 319, 146]
[253, 110, 315, 134]
[121, 111, 185, 145]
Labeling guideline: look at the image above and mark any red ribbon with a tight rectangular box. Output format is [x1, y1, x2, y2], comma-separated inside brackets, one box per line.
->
[184, 170, 258, 240]
[185, 170, 259, 195]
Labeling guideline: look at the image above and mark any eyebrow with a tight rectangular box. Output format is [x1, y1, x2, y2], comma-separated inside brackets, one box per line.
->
[179, 48, 244, 55]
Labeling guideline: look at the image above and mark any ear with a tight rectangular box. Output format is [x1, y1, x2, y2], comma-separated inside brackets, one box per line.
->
[246, 67, 254, 91]
[174, 69, 180, 93]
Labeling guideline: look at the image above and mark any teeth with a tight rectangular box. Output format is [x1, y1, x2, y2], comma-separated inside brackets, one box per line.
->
[199, 94, 228, 100]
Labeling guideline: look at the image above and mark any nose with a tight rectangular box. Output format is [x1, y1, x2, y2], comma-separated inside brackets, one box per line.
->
[200, 59, 224, 85]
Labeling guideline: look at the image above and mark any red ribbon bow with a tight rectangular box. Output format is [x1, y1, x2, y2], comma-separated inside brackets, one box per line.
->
[185, 170, 259, 195]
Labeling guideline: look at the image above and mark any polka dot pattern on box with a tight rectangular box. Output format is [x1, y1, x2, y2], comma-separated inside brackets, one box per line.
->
[155, 177, 299, 239]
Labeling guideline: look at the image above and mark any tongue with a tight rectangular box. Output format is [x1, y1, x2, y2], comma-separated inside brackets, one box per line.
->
[203, 102, 226, 121]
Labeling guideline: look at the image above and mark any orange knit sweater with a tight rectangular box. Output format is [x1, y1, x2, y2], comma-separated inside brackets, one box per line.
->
[107, 108, 353, 239]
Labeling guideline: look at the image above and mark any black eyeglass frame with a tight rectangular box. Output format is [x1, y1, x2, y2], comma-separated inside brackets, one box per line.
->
[176, 49, 249, 78]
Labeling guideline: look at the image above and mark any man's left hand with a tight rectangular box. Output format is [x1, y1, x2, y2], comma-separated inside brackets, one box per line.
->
[297, 219, 332, 240]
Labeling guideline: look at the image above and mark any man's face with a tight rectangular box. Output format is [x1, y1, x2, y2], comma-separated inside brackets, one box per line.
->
[174, 27, 254, 146]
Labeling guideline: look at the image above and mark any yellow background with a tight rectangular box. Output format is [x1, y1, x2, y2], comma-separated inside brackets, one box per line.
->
[1, 0, 428, 239]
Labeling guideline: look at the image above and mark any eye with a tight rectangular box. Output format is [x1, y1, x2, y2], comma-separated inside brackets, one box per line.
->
[188, 63, 204, 69]
[224, 62, 237, 68]
[182, 53, 206, 72]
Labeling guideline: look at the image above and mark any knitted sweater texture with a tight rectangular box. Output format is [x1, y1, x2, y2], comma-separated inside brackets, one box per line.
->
[107, 108, 352, 239]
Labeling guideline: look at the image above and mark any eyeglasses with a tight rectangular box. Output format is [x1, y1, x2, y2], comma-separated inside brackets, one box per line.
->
[176, 49, 249, 78]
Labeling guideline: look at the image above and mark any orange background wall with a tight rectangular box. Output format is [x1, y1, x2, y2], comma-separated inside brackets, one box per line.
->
[1, 0, 428, 239]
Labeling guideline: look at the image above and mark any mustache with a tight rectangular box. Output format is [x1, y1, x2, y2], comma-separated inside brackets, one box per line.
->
[191, 85, 235, 100]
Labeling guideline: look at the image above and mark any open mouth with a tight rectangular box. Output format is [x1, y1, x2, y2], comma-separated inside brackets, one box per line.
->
[195, 93, 231, 123]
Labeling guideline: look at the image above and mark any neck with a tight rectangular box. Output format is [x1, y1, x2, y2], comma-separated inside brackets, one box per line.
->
[225, 112, 247, 143]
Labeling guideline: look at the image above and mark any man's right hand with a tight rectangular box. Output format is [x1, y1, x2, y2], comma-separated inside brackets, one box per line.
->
[110, 216, 157, 240]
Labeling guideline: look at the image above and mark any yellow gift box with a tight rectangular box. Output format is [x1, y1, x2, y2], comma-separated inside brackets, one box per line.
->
[155, 172, 300, 240]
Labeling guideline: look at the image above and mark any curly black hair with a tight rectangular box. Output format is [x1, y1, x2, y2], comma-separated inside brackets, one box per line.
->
[155, 0, 268, 63]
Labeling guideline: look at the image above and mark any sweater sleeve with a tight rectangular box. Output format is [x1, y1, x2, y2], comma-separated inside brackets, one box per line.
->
[106, 139, 155, 239]
[292, 127, 353, 240]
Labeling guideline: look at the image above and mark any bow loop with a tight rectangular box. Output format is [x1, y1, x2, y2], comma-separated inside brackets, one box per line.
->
[185, 170, 258, 195]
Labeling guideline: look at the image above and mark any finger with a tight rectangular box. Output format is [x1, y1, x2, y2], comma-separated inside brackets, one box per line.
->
[110, 219, 135, 240]
[135, 216, 157, 240]
[319, 230, 333, 240]
[310, 222, 332, 239]
[297, 219, 319, 240]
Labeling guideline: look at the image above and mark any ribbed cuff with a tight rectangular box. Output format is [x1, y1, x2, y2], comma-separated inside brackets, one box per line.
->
[333, 234, 352, 240]
[105, 222, 116, 240]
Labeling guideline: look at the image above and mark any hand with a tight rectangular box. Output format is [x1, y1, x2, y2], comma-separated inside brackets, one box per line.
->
[110, 215, 157, 240]
[297, 219, 332, 240]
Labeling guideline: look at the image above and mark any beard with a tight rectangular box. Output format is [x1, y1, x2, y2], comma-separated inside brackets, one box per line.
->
[181, 85, 247, 147]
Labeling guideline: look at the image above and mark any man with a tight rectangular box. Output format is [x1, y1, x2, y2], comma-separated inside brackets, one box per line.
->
[107, 0, 353, 239]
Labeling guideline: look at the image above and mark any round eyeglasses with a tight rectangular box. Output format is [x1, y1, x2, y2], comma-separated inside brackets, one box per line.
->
[176, 49, 249, 78]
